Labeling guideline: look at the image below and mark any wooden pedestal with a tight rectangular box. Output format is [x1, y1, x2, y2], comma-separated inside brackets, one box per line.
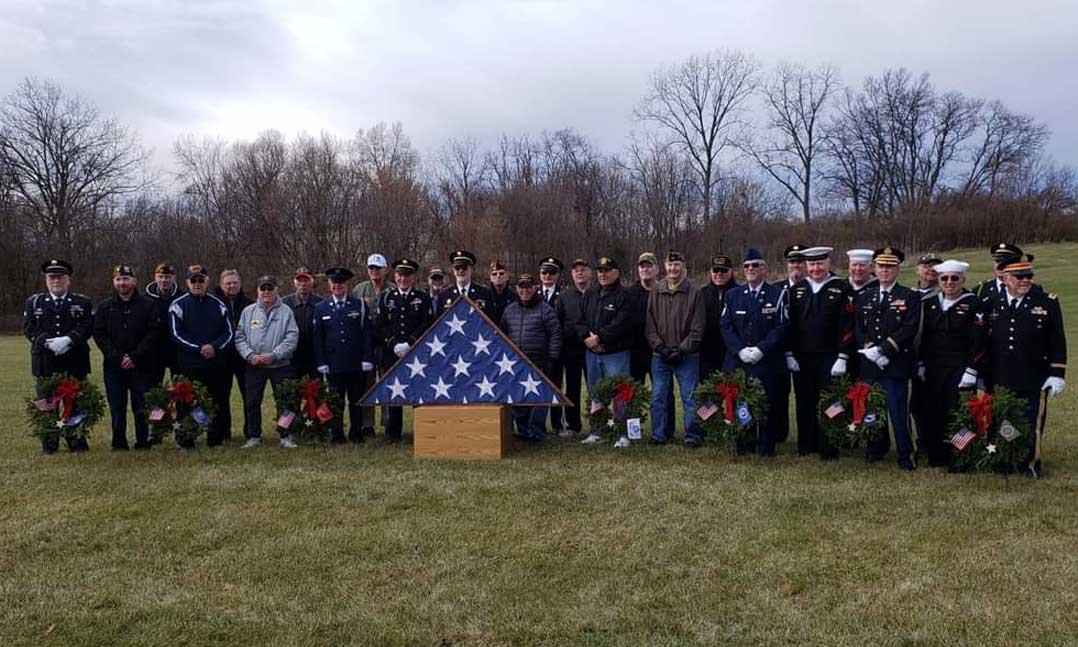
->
[413, 405, 513, 460]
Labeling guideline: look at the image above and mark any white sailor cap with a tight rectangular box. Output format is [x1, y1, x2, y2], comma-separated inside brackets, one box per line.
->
[935, 260, 970, 275]
[846, 249, 873, 263]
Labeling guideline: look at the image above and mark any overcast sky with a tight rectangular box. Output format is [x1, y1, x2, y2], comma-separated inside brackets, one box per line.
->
[2, 0, 1075, 179]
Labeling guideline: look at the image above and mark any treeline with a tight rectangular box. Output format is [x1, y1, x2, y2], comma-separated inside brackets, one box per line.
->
[2, 51, 1076, 322]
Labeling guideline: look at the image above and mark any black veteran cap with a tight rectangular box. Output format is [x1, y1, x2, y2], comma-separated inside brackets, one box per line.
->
[918, 252, 942, 266]
[428, 267, 446, 279]
[665, 250, 685, 263]
[324, 267, 354, 283]
[489, 259, 507, 272]
[596, 256, 619, 270]
[539, 256, 563, 273]
[256, 275, 278, 289]
[186, 264, 209, 278]
[637, 252, 657, 266]
[516, 272, 537, 286]
[873, 246, 905, 266]
[393, 258, 419, 274]
[570, 258, 589, 268]
[451, 250, 477, 267]
[112, 264, 135, 277]
[990, 243, 1022, 260]
[153, 262, 176, 275]
[784, 244, 807, 261]
[41, 259, 73, 275]
[710, 255, 733, 271]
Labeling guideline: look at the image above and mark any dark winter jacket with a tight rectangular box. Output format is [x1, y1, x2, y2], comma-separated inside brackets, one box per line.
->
[502, 295, 562, 367]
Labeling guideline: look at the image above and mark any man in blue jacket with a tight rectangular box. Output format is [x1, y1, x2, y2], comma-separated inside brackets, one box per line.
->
[313, 267, 375, 444]
[720, 249, 789, 456]
[168, 264, 234, 447]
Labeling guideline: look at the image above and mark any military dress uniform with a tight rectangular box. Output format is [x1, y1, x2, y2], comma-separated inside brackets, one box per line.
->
[24, 260, 95, 453]
[435, 282, 494, 317]
[313, 268, 375, 444]
[539, 256, 568, 433]
[854, 248, 922, 469]
[719, 266, 789, 456]
[918, 284, 985, 467]
[986, 258, 1066, 476]
[785, 265, 854, 459]
[376, 260, 434, 442]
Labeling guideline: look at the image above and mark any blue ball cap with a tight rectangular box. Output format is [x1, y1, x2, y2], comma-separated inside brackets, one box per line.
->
[742, 248, 766, 263]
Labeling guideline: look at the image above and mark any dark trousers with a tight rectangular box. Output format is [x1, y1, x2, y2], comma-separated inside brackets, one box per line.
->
[632, 348, 674, 438]
[864, 377, 913, 465]
[327, 371, 366, 443]
[547, 357, 566, 431]
[243, 365, 293, 439]
[103, 364, 150, 449]
[700, 352, 723, 385]
[792, 353, 837, 458]
[775, 373, 792, 443]
[562, 350, 586, 432]
[920, 365, 965, 467]
[182, 365, 231, 447]
[1012, 389, 1049, 474]
[35, 371, 90, 453]
[222, 356, 247, 441]
[289, 360, 321, 381]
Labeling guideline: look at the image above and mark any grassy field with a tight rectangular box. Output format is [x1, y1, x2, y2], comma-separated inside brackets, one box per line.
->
[2, 244, 1077, 646]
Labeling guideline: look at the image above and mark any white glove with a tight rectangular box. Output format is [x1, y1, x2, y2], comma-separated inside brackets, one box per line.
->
[737, 347, 754, 364]
[958, 368, 977, 389]
[916, 363, 926, 382]
[54, 335, 73, 355]
[859, 346, 882, 363]
[785, 355, 800, 372]
[1042, 376, 1065, 398]
[874, 355, 890, 369]
[830, 357, 847, 377]
[748, 347, 764, 364]
[317, 365, 330, 375]
[361, 362, 374, 372]
[393, 343, 409, 357]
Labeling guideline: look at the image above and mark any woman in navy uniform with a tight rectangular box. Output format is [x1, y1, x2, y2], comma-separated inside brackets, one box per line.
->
[915, 260, 985, 467]
[313, 267, 375, 444]
[986, 254, 1066, 477]
[375, 259, 434, 443]
[23, 259, 94, 453]
[719, 249, 789, 456]
[853, 247, 921, 470]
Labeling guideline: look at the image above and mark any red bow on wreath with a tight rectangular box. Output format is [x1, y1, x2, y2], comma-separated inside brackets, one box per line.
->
[53, 378, 81, 421]
[968, 394, 993, 437]
[170, 381, 195, 405]
[611, 381, 635, 419]
[846, 382, 871, 425]
[299, 379, 322, 418]
[715, 383, 740, 422]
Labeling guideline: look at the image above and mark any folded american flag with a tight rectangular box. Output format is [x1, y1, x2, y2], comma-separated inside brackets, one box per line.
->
[950, 428, 976, 451]
[277, 410, 295, 429]
[696, 401, 718, 421]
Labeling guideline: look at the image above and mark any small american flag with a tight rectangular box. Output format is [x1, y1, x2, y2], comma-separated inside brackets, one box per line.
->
[950, 428, 976, 451]
[191, 406, 210, 426]
[34, 398, 55, 412]
[590, 401, 605, 414]
[148, 408, 165, 421]
[277, 410, 295, 428]
[696, 401, 719, 421]
[824, 401, 846, 419]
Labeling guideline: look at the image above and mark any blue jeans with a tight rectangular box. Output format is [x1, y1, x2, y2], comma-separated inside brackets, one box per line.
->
[513, 406, 548, 440]
[650, 353, 702, 444]
[865, 377, 913, 465]
[585, 350, 631, 404]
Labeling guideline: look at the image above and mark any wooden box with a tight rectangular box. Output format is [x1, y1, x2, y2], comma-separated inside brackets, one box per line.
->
[413, 405, 513, 460]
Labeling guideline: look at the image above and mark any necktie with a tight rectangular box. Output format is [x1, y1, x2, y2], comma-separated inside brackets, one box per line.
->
[879, 290, 889, 305]
[1010, 298, 1018, 312]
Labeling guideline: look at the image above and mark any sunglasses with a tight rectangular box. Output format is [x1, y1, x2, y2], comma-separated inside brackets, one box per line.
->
[743, 262, 764, 269]
[938, 275, 962, 282]
[1013, 274, 1034, 280]
[188, 276, 206, 283]
[539, 269, 557, 275]
[367, 265, 384, 271]
[491, 271, 506, 276]
[711, 267, 730, 274]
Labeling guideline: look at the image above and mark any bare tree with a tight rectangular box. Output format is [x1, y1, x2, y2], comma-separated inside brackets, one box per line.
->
[0, 77, 149, 255]
[746, 63, 840, 222]
[635, 50, 760, 224]
[961, 101, 1048, 199]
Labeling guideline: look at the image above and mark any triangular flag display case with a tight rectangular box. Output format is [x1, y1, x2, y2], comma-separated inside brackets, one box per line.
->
[362, 296, 570, 459]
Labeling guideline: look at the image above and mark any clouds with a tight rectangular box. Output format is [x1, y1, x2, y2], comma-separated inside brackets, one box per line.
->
[2, 0, 1075, 175]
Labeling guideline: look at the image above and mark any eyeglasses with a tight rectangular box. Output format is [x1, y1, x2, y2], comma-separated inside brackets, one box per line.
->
[367, 266, 383, 271]
[188, 277, 206, 284]
[743, 262, 764, 269]
[491, 271, 506, 276]
[1013, 274, 1034, 280]
[938, 275, 962, 282]
[711, 267, 730, 274]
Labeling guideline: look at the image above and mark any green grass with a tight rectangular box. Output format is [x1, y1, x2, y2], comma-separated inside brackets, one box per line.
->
[2, 244, 1078, 646]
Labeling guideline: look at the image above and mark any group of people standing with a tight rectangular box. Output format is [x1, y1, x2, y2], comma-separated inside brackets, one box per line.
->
[24, 241, 1066, 476]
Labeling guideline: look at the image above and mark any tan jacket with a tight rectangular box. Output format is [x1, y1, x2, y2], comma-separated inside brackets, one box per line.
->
[646, 278, 706, 355]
